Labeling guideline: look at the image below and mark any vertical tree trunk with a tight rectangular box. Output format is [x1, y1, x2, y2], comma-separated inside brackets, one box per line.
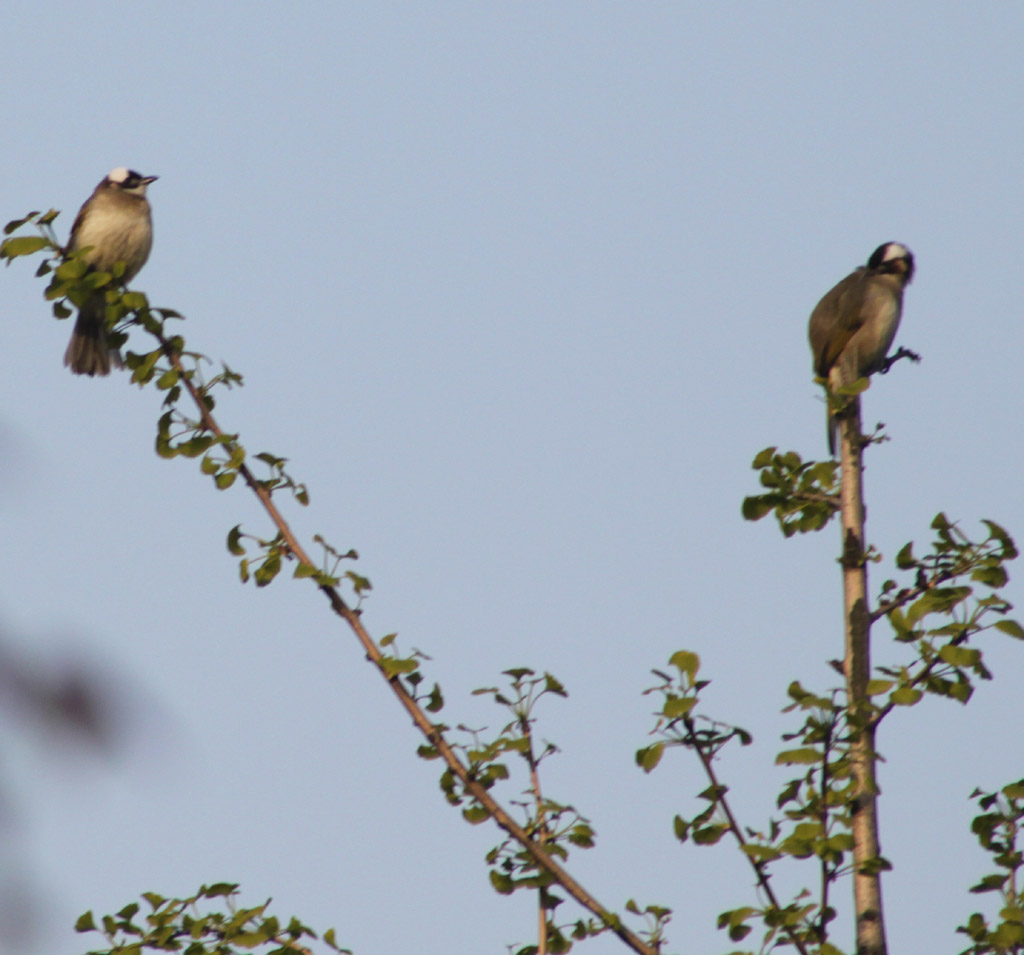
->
[838, 399, 887, 955]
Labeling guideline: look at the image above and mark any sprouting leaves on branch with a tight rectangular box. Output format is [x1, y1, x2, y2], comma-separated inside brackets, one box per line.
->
[958, 781, 1024, 954]
[742, 447, 839, 536]
[75, 883, 348, 955]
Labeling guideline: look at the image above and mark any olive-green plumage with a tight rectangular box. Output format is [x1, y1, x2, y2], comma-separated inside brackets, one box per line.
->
[807, 242, 914, 454]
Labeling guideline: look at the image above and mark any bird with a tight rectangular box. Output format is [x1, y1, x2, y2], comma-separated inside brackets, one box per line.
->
[807, 242, 915, 455]
[63, 167, 157, 376]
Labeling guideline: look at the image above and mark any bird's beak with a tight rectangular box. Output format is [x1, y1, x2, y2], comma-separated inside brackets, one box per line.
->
[142, 175, 158, 185]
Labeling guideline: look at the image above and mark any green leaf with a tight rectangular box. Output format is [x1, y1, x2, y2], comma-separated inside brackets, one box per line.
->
[0, 235, 49, 258]
[636, 743, 664, 773]
[4, 212, 41, 234]
[75, 911, 96, 933]
[777, 778, 801, 808]
[990, 922, 1024, 947]
[490, 870, 515, 895]
[1003, 779, 1024, 800]
[906, 586, 972, 625]
[970, 873, 1008, 894]
[424, 683, 444, 713]
[215, 471, 237, 490]
[939, 645, 981, 668]
[82, 269, 111, 290]
[972, 564, 1008, 588]
[662, 696, 695, 718]
[865, 678, 894, 696]
[462, 805, 490, 824]
[254, 554, 282, 587]
[837, 376, 869, 395]
[56, 257, 89, 280]
[889, 686, 922, 706]
[692, 824, 727, 845]
[156, 368, 180, 390]
[226, 524, 246, 556]
[775, 747, 821, 765]
[345, 570, 372, 594]
[293, 562, 317, 579]
[948, 681, 972, 703]
[381, 657, 419, 678]
[180, 435, 214, 458]
[741, 843, 782, 862]
[983, 519, 1017, 557]
[995, 619, 1024, 639]
[741, 496, 773, 521]
[668, 650, 700, 680]
[895, 542, 916, 569]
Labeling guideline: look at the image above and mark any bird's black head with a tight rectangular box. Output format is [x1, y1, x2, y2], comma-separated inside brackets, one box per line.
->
[867, 242, 915, 283]
[104, 167, 158, 194]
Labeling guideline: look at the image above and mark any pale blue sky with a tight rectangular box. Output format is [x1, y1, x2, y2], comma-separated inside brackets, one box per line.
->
[2, 4, 1023, 953]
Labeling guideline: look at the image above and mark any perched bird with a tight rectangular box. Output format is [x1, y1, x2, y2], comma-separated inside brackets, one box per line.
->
[63, 167, 157, 376]
[807, 242, 915, 454]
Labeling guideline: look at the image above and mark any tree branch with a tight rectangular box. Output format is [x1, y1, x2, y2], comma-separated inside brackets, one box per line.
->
[156, 332, 657, 955]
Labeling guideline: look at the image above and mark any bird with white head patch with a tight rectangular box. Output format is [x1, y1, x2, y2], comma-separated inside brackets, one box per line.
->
[807, 241, 915, 454]
[63, 167, 158, 376]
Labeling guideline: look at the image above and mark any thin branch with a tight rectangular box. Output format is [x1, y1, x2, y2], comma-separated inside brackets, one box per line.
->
[157, 333, 657, 955]
[818, 716, 834, 940]
[682, 716, 812, 955]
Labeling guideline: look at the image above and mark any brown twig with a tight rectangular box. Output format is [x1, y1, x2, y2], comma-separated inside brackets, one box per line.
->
[158, 334, 656, 955]
[682, 716, 812, 955]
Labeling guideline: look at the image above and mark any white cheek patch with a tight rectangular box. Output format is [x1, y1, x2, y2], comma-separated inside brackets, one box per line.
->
[107, 166, 131, 183]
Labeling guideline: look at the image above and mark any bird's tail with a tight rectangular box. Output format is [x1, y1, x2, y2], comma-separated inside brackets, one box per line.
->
[63, 295, 124, 377]
[826, 389, 862, 457]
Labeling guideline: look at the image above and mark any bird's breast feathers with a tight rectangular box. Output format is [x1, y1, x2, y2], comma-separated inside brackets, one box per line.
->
[71, 199, 153, 281]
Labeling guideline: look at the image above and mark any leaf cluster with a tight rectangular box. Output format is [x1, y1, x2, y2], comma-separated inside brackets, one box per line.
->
[958, 781, 1024, 953]
[873, 515, 1021, 712]
[75, 883, 346, 955]
[640, 653, 838, 954]
[742, 448, 839, 536]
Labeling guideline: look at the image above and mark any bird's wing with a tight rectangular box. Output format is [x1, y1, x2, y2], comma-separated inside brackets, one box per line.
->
[810, 270, 869, 377]
[66, 194, 95, 254]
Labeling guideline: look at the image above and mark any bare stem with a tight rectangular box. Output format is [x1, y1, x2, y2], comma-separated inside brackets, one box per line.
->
[819, 718, 833, 940]
[837, 399, 887, 955]
[522, 713, 549, 955]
